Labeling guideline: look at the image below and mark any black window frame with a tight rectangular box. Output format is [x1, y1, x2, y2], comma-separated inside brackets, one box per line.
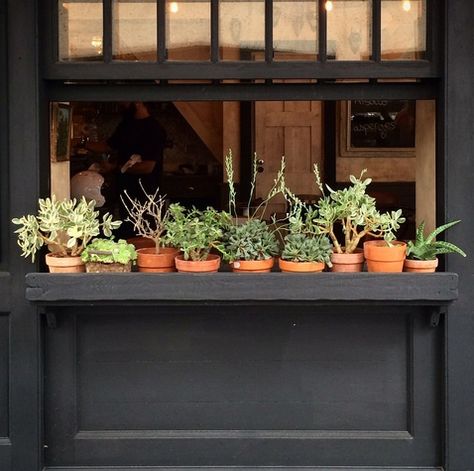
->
[42, 0, 442, 82]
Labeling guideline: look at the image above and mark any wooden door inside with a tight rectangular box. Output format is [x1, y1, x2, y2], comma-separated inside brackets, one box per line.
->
[255, 100, 323, 215]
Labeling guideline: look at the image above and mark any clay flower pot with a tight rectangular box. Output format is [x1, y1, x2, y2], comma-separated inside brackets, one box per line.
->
[175, 254, 221, 273]
[137, 247, 180, 273]
[231, 258, 274, 273]
[363, 240, 407, 273]
[279, 259, 325, 273]
[404, 257, 438, 273]
[45, 253, 85, 273]
[330, 249, 364, 272]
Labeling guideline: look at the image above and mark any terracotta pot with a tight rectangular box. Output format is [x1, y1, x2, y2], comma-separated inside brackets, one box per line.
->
[45, 253, 85, 273]
[363, 240, 407, 273]
[330, 249, 364, 272]
[279, 259, 325, 273]
[127, 236, 155, 250]
[404, 257, 438, 273]
[85, 262, 132, 273]
[231, 258, 274, 273]
[175, 254, 221, 273]
[137, 247, 179, 273]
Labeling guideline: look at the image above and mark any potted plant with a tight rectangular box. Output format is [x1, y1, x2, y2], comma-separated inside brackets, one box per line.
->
[121, 182, 179, 272]
[222, 150, 282, 273]
[164, 204, 229, 273]
[12, 196, 121, 272]
[279, 188, 333, 273]
[313, 167, 406, 272]
[80, 238, 137, 272]
[404, 220, 466, 272]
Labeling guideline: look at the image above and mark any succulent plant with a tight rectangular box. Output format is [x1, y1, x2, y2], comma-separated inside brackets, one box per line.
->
[164, 204, 230, 261]
[80, 238, 137, 265]
[313, 166, 405, 253]
[12, 196, 121, 262]
[406, 220, 466, 261]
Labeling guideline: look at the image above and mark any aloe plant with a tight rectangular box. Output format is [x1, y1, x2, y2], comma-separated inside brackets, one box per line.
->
[12, 196, 121, 261]
[406, 220, 466, 261]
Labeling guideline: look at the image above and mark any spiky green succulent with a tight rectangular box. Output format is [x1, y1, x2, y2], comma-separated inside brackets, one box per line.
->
[406, 220, 466, 261]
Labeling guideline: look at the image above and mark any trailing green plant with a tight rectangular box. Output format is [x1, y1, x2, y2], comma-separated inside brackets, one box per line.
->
[164, 204, 230, 261]
[81, 238, 137, 265]
[406, 220, 467, 261]
[222, 149, 285, 262]
[280, 185, 333, 265]
[313, 166, 405, 253]
[120, 181, 170, 253]
[12, 196, 121, 262]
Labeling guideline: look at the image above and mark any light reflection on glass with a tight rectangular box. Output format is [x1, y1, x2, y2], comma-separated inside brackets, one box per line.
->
[58, 0, 103, 61]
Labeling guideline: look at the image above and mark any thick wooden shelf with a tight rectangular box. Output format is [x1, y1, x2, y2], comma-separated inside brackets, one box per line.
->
[25, 272, 458, 306]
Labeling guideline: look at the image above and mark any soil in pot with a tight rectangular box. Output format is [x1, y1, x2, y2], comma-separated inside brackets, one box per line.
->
[85, 262, 132, 273]
[330, 249, 364, 272]
[363, 240, 407, 272]
[278, 259, 325, 273]
[404, 258, 438, 273]
[231, 258, 274, 273]
[45, 253, 85, 273]
[137, 247, 179, 273]
[175, 254, 221, 273]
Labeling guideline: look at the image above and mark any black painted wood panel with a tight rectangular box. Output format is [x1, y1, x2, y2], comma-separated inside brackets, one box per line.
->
[0, 273, 11, 312]
[26, 273, 458, 305]
[44, 305, 441, 468]
[0, 315, 9, 438]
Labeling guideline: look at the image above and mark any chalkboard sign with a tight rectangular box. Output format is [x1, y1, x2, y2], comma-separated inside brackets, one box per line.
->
[349, 100, 416, 148]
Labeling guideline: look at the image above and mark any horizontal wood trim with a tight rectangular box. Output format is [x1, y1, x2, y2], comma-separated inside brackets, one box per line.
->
[47, 82, 438, 103]
[76, 429, 413, 440]
[43, 467, 442, 471]
[25, 272, 458, 305]
[0, 273, 11, 311]
[44, 61, 440, 81]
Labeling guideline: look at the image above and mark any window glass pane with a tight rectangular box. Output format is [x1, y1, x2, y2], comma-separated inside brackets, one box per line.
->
[59, 0, 103, 61]
[273, 1, 318, 61]
[113, 0, 157, 61]
[167, 0, 211, 61]
[381, 0, 426, 60]
[326, 0, 372, 60]
[219, 0, 265, 61]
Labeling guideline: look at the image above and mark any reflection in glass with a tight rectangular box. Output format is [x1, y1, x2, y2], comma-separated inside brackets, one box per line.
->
[167, 0, 211, 61]
[113, 0, 157, 61]
[273, 1, 318, 60]
[327, 0, 372, 60]
[381, 0, 426, 60]
[58, 0, 103, 61]
[219, 0, 265, 61]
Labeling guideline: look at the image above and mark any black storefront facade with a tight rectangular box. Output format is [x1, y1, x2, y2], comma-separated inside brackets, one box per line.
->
[1, 1, 474, 470]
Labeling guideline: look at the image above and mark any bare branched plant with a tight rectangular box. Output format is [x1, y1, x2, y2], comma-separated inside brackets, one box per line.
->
[120, 181, 169, 253]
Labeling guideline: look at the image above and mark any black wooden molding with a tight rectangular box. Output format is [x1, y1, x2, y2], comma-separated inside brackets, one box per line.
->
[25, 272, 458, 306]
[0, 273, 11, 311]
[43, 467, 442, 471]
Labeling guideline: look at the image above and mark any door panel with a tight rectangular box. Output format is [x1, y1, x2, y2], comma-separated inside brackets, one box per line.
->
[44, 306, 441, 468]
[255, 101, 322, 214]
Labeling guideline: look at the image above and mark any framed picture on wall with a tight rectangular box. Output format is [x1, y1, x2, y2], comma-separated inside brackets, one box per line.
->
[338, 100, 416, 158]
[50, 102, 72, 162]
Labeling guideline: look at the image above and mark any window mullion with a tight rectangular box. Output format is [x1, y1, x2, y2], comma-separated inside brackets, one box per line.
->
[158, 0, 166, 62]
[372, 0, 381, 62]
[103, 0, 113, 63]
[318, 0, 327, 62]
[265, 0, 273, 63]
[211, 0, 219, 62]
